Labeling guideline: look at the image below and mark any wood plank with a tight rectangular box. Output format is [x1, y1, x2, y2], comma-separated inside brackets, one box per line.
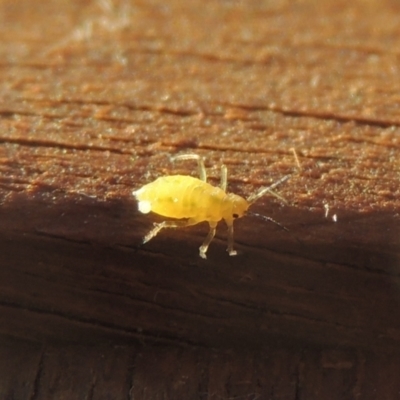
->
[0, 337, 42, 400]
[2, 337, 400, 399]
[0, 0, 400, 364]
[1, 228, 399, 351]
[34, 345, 135, 400]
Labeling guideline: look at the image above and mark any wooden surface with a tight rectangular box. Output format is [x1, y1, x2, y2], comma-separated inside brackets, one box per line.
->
[2, 337, 400, 400]
[2, 336, 400, 400]
[1, 0, 400, 398]
[0, 339, 399, 400]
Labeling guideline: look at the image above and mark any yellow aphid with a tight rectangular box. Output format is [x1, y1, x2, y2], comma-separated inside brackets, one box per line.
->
[133, 154, 289, 259]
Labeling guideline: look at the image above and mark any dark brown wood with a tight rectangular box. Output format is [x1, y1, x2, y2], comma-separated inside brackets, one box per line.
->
[2, 337, 400, 400]
[1, 0, 400, 398]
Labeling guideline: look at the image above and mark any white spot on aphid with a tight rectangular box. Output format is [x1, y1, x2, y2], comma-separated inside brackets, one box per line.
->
[138, 201, 152, 214]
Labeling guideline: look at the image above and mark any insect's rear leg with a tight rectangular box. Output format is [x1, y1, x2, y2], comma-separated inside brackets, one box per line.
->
[143, 220, 197, 244]
[172, 154, 207, 182]
[199, 221, 218, 259]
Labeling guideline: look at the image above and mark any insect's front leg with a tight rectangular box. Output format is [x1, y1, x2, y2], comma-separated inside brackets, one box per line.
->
[227, 224, 237, 256]
[199, 221, 218, 259]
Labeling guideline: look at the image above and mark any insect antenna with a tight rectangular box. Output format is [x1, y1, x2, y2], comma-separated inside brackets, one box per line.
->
[246, 174, 291, 205]
[247, 211, 289, 232]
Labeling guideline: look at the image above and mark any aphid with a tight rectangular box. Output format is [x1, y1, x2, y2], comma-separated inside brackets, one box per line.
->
[133, 154, 289, 259]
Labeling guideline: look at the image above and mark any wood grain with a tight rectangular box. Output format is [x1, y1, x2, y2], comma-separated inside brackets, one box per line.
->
[2, 337, 400, 399]
[1, 0, 400, 397]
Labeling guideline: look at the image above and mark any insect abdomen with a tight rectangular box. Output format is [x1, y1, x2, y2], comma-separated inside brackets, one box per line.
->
[135, 175, 226, 221]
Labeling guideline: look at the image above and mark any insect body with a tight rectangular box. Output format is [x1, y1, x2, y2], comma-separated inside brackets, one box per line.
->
[133, 154, 289, 259]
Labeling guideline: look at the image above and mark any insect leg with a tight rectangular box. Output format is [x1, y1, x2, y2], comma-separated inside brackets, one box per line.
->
[220, 164, 227, 191]
[226, 223, 237, 256]
[199, 221, 218, 259]
[143, 220, 196, 244]
[172, 154, 207, 182]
